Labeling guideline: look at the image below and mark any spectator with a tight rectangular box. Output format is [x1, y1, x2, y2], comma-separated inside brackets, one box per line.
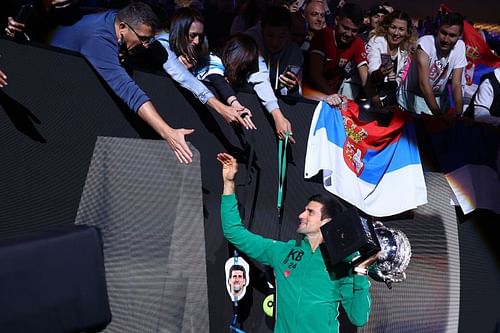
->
[397, 12, 467, 116]
[245, 6, 303, 96]
[464, 68, 500, 126]
[358, 4, 389, 43]
[305, 3, 369, 100]
[193, 34, 302, 135]
[155, 7, 251, 128]
[218, 152, 377, 333]
[49, 2, 194, 163]
[300, 0, 326, 52]
[0, 69, 7, 88]
[366, 10, 413, 108]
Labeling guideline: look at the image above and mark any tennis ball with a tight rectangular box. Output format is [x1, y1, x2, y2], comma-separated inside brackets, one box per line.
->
[263, 294, 274, 317]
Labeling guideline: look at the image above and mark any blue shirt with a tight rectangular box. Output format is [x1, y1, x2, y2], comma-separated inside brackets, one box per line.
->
[155, 31, 214, 104]
[50, 11, 149, 113]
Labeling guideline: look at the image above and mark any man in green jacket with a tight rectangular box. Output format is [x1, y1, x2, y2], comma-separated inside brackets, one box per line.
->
[218, 152, 377, 333]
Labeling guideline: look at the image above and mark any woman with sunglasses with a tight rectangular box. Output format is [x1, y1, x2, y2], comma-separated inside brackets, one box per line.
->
[365, 10, 414, 108]
[155, 7, 254, 129]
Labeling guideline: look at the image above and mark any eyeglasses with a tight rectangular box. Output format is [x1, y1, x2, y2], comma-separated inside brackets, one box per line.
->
[124, 22, 155, 45]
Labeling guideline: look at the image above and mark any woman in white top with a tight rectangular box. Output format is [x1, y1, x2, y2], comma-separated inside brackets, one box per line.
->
[366, 10, 414, 108]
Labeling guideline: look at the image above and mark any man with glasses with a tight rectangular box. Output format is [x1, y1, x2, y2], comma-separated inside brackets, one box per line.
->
[49, 2, 195, 164]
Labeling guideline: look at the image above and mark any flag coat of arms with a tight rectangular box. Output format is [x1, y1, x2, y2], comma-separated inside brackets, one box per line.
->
[304, 101, 427, 216]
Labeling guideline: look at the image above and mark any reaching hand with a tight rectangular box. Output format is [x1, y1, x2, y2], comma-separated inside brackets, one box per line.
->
[217, 104, 256, 130]
[217, 153, 238, 182]
[230, 100, 257, 130]
[271, 109, 295, 143]
[324, 94, 347, 108]
[164, 128, 195, 164]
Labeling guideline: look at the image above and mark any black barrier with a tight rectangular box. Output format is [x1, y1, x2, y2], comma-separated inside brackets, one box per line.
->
[1, 37, 499, 333]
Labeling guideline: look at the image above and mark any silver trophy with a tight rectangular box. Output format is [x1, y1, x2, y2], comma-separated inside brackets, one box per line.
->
[368, 221, 412, 289]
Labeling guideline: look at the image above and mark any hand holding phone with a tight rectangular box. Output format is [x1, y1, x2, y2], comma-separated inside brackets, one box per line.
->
[282, 65, 300, 77]
[380, 53, 392, 69]
[279, 65, 300, 91]
[5, 4, 34, 39]
[15, 4, 35, 24]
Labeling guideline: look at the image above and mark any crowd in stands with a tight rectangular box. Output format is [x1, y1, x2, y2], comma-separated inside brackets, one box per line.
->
[1, 0, 499, 163]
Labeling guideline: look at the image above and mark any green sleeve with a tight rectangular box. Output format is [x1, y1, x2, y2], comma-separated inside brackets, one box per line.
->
[339, 272, 372, 327]
[221, 194, 280, 266]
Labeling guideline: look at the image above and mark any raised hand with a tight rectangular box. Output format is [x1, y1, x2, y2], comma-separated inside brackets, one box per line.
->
[217, 152, 238, 182]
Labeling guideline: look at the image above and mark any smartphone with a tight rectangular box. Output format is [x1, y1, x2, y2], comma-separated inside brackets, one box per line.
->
[282, 65, 300, 77]
[380, 53, 392, 68]
[15, 4, 35, 24]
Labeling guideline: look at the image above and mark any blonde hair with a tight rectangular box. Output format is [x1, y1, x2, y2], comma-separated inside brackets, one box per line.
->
[373, 10, 413, 53]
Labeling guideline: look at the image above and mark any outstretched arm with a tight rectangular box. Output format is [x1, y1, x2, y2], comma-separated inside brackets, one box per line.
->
[218, 153, 280, 265]
[138, 101, 194, 164]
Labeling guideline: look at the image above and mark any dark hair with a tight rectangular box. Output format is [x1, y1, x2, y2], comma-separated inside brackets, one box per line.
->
[221, 34, 259, 86]
[229, 265, 246, 279]
[169, 7, 207, 63]
[375, 10, 413, 50]
[131, 0, 170, 29]
[439, 12, 464, 34]
[307, 194, 343, 219]
[117, 2, 160, 30]
[262, 6, 292, 30]
[335, 2, 364, 27]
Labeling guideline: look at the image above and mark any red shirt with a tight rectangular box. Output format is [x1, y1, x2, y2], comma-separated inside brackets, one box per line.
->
[308, 27, 367, 92]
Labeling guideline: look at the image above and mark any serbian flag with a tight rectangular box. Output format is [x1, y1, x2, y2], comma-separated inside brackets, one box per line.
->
[463, 21, 500, 86]
[304, 101, 427, 217]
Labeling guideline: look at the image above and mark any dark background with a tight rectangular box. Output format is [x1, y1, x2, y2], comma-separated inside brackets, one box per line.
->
[1, 37, 499, 332]
[359, 0, 500, 24]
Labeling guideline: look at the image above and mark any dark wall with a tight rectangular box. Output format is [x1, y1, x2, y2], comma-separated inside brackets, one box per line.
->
[1, 37, 499, 332]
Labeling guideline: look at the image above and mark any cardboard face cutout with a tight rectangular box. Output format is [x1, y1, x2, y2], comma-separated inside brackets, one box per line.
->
[225, 257, 250, 301]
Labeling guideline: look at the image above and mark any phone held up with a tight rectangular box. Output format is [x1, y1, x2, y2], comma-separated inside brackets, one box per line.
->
[380, 53, 392, 68]
[15, 4, 35, 24]
[7, 4, 35, 41]
[282, 65, 300, 77]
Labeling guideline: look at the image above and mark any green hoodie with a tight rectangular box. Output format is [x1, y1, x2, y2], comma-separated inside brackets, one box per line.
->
[221, 194, 371, 333]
